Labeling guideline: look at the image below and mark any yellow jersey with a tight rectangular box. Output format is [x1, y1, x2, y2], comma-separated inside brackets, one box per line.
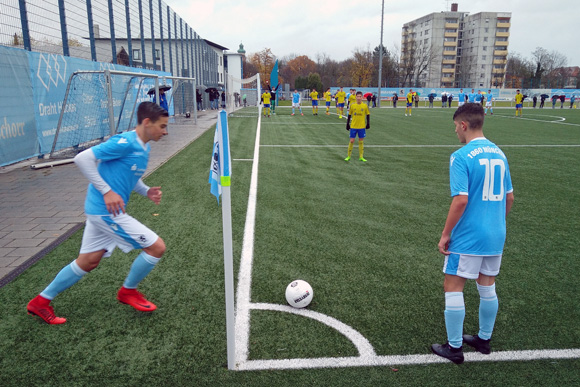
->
[310, 91, 318, 100]
[406, 93, 414, 103]
[335, 91, 346, 103]
[262, 92, 271, 105]
[348, 94, 356, 105]
[515, 93, 523, 104]
[349, 102, 370, 129]
[324, 91, 331, 102]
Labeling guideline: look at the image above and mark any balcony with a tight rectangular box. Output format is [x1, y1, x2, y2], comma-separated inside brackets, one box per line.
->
[497, 22, 511, 28]
[445, 22, 459, 29]
[442, 59, 456, 64]
[442, 68, 455, 73]
[493, 68, 506, 73]
[494, 50, 508, 56]
[444, 31, 459, 38]
[442, 76, 455, 82]
[496, 31, 510, 38]
[443, 41, 457, 47]
[493, 59, 507, 65]
[495, 40, 509, 46]
[443, 50, 457, 55]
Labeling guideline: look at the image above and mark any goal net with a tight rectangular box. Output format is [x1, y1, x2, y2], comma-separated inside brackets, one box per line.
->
[225, 73, 261, 117]
[168, 78, 196, 117]
[46, 70, 154, 161]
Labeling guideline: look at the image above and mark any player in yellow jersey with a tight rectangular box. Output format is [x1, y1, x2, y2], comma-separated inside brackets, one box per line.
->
[324, 88, 332, 115]
[261, 90, 271, 117]
[335, 87, 347, 118]
[515, 89, 524, 117]
[310, 88, 319, 115]
[345, 91, 370, 162]
[405, 89, 414, 116]
[348, 89, 357, 111]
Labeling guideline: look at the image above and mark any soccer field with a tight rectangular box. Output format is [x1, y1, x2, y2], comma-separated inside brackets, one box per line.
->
[0, 105, 579, 385]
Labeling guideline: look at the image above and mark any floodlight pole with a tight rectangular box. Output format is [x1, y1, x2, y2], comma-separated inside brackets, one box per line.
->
[377, 0, 384, 108]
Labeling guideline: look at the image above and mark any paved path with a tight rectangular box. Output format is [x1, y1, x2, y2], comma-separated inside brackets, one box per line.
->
[0, 111, 218, 287]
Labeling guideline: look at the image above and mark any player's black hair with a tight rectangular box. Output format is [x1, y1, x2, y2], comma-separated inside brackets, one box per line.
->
[453, 103, 484, 129]
[137, 101, 169, 124]
[356, 91, 363, 96]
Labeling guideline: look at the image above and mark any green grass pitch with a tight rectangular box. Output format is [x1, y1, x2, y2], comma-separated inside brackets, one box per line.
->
[0, 105, 578, 385]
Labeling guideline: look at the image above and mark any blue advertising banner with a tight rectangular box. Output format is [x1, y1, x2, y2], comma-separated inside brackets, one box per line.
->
[0, 46, 38, 166]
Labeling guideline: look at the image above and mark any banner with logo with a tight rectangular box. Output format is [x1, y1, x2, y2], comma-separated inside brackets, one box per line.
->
[0, 46, 38, 166]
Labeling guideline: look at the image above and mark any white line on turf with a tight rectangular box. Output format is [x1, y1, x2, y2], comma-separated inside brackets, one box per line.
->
[234, 107, 580, 371]
[261, 144, 580, 148]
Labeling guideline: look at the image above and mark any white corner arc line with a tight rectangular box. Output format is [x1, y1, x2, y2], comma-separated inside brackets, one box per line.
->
[250, 303, 376, 358]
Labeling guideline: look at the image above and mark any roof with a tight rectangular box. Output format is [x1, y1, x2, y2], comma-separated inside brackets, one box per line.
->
[203, 39, 229, 51]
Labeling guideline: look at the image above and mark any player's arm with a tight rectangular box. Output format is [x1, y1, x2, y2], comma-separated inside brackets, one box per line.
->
[133, 179, 162, 205]
[366, 114, 370, 129]
[438, 194, 468, 255]
[74, 148, 125, 215]
[506, 192, 514, 215]
[346, 115, 351, 130]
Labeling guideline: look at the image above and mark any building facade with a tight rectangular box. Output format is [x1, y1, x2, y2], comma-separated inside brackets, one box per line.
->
[400, 4, 511, 88]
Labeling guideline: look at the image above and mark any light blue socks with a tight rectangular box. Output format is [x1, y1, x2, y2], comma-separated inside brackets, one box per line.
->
[123, 251, 160, 289]
[444, 292, 466, 348]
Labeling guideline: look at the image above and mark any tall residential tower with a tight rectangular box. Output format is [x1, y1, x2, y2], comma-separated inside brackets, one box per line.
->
[400, 3, 511, 88]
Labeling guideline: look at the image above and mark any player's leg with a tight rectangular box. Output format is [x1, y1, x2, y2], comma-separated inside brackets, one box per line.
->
[358, 139, 366, 162]
[345, 137, 355, 161]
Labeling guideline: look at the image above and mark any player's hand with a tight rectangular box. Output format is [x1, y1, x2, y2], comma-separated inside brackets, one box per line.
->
[346, 124, 350, 131]
[147, 186, 162, 205]
[438, 233, 451, 255]
[104, 191, 126, 216]
[366, 124, 370, 129]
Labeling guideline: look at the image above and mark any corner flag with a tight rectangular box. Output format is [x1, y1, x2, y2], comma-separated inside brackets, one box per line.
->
[209, 110, 232, 203]
[209, 109, 236, 370]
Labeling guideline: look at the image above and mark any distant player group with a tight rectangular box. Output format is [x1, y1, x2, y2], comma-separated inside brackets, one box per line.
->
[261, 86, 370, 162]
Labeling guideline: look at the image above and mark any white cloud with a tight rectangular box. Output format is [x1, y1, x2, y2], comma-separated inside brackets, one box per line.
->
[167, 0, 579, 65]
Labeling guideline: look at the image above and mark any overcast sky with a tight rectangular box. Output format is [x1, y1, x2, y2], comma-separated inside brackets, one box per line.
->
[168, 0, 578, 66]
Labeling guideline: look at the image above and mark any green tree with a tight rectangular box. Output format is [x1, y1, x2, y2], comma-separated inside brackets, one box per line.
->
[306, 73, 323, 93]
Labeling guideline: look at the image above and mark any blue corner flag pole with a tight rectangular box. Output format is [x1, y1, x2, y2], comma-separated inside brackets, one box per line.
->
[209, 110, 235, 369]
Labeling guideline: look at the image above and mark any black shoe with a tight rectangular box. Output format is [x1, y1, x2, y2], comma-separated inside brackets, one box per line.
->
[431, 342, 464, 364]
[462, 334, 491, 354]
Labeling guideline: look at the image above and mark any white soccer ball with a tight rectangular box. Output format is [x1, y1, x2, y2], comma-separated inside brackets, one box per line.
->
[285, 280, 313, 308]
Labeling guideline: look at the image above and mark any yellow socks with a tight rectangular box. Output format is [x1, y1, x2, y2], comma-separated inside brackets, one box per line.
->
[359, 141, 364, 158]
[347, 142, 354, 158]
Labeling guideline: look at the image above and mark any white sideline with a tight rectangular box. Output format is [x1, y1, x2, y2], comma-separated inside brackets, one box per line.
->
[233, 108, 580, 371]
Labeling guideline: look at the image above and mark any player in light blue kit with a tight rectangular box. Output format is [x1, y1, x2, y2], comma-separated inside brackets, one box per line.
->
[27, 102, 169, 324]
[291, 89, 303, 116]
[485, 90, 494, 115]
[457, 89, 466, 107]
[431, 103, 515, 364]
[468, 89, 476, 103]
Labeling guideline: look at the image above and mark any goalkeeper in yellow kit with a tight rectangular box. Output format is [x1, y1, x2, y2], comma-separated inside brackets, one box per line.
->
[345, 91, 370, 162]
[261, 90, 272, 117]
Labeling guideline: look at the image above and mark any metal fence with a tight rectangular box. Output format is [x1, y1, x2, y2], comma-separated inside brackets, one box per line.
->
[0, 0, 219, 87]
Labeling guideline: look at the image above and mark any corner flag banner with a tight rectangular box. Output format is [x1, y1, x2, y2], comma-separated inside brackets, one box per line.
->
[270, 60, 278, 89]
[209, 110, 231, 203]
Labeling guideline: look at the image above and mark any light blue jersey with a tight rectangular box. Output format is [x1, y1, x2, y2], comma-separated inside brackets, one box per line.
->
[468, 93, 476, 103]
[448, 138, 513, 255]
[458, 92, 465, 102]
[475, 94, 483, 103]
[292, 92, 301, 104]
[85, 131, 150, 215]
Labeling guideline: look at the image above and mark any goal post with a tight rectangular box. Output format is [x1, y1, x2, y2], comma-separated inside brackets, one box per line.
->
[225, 73, 261, 117]
[32, 70, 195, 169]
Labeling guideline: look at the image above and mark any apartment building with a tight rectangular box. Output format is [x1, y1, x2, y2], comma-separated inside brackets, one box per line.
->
[400, 3, 511, 88]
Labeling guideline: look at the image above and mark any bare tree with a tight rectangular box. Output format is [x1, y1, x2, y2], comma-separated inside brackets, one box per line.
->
[400, 39, 437, 87]
[505, 52, 534, 89]
[349, 47, 374, 87]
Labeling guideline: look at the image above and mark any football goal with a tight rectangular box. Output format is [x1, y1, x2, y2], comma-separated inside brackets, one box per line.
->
[225, 73, 261, 117]
[31, 70, 195, 169]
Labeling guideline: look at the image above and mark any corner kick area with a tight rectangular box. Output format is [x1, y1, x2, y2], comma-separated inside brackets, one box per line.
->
[231, 106, 580, 371]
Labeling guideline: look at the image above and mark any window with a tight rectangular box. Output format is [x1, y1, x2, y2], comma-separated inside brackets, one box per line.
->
[485, 28, 489, 33]
[444, 55, 455, 60]
[481, 73, 485, 78]
[132, 49, 141, 60]
[444, 37, 456, 42]
[155, 49, 160, 60]
[424, 38, 429, 44]
[484, 37, 488, 42]
[485, 18, 490, 23]
[420, 31, 423, 36]
[482, 55, 487, 60]
[425, 29, 429, 35]
[482, 65, 485, 69]
[483, 46, 487, 51]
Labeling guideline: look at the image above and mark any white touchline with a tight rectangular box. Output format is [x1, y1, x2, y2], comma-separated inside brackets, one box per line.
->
[234, 108, 580, 371]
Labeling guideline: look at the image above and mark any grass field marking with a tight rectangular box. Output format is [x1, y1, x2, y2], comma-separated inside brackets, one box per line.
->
[250, 303, 377, 357]
[237, 348, 580, 371]
[233, 159, 254, 161]
[235, 108, 263, 365]
[261, 144, 580, 148]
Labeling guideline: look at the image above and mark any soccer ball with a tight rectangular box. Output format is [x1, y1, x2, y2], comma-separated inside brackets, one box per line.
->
[285, 280, 313, 308]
